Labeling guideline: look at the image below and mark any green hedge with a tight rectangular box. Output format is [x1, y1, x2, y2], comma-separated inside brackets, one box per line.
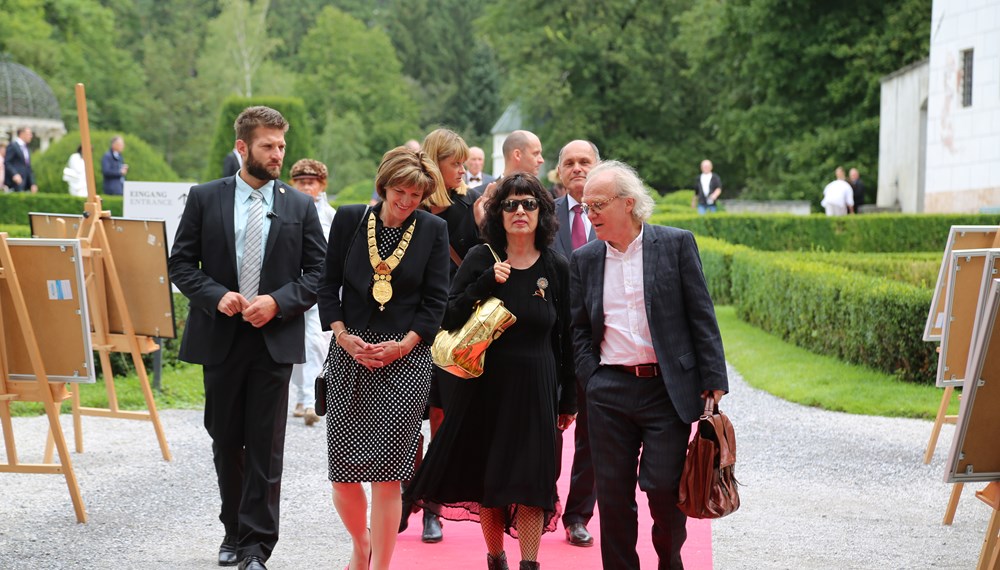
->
[728, 250, 935, 383]
[0, 224, 31, 238]
[204, 96, 314, 183]
[33, 131, 179, 194]
[651, 212, 1000, 252]
[786, 251, 941, 288]
[694, 236, 749, 305]
[0, 193, 123, 225]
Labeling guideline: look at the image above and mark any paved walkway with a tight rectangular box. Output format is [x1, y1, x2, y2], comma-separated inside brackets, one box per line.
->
[0, 366, 989, 569]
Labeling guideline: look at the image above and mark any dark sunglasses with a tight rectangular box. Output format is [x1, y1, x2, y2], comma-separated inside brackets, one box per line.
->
[501, 198, 539, 212]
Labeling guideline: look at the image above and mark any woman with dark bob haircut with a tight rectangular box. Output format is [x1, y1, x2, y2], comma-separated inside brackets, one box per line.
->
[405, 173, 578, 570]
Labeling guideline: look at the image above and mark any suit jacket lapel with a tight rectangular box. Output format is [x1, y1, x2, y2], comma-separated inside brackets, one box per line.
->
[642, 224, 658, 321]
[556, 197, 572, 254]
[220, 177, 238, 275]
[587, 243, 606, 345]
[263, 181, 286, 264]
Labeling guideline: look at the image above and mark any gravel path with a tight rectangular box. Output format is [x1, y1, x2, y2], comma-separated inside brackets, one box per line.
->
[0, 366, 989, 569]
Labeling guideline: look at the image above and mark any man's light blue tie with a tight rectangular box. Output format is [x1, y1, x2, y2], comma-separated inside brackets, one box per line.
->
[239, 189, 264, 300]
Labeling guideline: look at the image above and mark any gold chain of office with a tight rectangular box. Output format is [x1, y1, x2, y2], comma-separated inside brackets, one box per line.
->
[367, 211, 415, 311]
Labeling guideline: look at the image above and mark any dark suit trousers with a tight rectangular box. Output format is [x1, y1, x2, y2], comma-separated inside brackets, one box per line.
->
[204, 322, 292, 561]
[587, 367, 690, 570]
[557, 379, 597, 526]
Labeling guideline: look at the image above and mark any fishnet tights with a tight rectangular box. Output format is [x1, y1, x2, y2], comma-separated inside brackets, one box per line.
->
[479, 505, 544, 563]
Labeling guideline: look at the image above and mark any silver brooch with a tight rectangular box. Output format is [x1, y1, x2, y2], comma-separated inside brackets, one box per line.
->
[534, 277, 549, 300]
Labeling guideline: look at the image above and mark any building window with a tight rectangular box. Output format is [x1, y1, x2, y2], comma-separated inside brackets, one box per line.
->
[961, 49, 973, 107]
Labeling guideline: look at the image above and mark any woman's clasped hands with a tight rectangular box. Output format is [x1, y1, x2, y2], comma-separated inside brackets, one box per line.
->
[339, 332, 406, 371]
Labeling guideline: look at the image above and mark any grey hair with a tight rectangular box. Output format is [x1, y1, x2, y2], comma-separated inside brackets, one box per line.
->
[587, 160, 655, 222]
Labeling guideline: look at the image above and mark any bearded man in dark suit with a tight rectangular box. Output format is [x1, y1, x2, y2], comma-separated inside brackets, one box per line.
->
[169, 106, 326, 570]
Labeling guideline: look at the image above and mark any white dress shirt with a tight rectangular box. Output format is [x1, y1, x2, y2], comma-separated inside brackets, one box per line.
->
[600, 227, 657, 366]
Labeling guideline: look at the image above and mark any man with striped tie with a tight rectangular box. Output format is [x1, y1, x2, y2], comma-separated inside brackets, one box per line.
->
[169, 106, 326, 570]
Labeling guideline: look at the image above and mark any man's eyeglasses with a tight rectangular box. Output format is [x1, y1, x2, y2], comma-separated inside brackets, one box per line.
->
[581, 194, 621, 215]
[501, 198, 539, 212]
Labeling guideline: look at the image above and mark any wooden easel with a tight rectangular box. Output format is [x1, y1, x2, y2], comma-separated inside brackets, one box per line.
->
[0, 233, 87, 522]
[974, 482, 1000, 569]
[46, 84, 171, 461]
[925, 231, 1000, 524]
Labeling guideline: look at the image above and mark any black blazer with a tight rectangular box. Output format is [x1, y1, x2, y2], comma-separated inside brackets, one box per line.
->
[222, 151, 241, 178]
[694, 172, 722, 207]
[552, 194, 598, 258]
[4, 140, 32, 190]
[436, 188, 482, 277]
[168, 176, 327, 365]
[569, 224, 728, 423]
[444, 244, 577, 415]
[318, 203, 449, 344]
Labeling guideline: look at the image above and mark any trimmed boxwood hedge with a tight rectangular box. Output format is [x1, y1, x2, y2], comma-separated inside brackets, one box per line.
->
[651, 212, 1000, 252]
[0, 193, 123, 225]
[728, 250, 935, 383]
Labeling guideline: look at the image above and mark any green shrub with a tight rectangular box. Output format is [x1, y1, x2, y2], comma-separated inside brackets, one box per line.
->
[650, 212, 1000, 252]
[729, 250, 935, 383]
[0, 224, 31, 237]
[203, 96, 314, 183]
[332, 178, 376, 207]
[33, 131, 179, 195]
[0, 193, 123, 225]
[695, 236, 749, 305]
[787, 251, 941, 288]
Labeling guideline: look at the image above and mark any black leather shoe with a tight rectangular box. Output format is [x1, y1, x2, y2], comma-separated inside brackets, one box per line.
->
[565, 522, 594, 547]
[399, 499, 413, 533]
[421, 510, 443, 543]
[237, 555, 267, 570]
[218, 536, 238, 566]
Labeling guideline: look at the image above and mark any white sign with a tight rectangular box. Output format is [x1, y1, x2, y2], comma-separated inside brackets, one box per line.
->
[123, 181, 194, 253]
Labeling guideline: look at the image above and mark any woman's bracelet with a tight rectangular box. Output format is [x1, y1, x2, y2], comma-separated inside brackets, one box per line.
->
[397, 341, 403, 360]
[335, 329, 348, 345]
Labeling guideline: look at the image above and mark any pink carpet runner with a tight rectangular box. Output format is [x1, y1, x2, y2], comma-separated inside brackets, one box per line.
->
[392, 421, 713, 569]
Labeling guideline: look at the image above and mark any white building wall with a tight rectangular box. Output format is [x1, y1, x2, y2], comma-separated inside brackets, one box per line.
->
[878, 61, 929, 213]
[925, 0, 1000, 213]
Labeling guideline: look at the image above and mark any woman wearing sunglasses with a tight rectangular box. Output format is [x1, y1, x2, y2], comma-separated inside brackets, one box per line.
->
[405, 174, 578, 570]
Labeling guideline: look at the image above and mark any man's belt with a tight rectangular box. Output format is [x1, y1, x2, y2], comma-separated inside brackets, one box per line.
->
[607, 363, 661, 378]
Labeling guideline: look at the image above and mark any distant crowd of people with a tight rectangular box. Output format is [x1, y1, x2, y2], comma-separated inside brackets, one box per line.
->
[166, 105, 728, 570]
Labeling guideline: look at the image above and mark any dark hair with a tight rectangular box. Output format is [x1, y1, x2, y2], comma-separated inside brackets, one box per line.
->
[480, 173, 557, 251]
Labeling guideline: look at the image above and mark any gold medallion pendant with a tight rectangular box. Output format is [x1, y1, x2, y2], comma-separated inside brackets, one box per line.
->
[367, 211, 415, 311]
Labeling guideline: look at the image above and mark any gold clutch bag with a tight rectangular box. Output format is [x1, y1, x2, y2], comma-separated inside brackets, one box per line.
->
[431, 245, 517, 379]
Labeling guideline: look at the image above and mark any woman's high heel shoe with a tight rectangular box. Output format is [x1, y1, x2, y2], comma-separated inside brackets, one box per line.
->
[487, 551, 509, 570]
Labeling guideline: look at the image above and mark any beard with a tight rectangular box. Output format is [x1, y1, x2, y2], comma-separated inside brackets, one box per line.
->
[245, 147, 281, 180]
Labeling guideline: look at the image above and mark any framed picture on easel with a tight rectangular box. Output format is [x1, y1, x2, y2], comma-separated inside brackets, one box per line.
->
[925, 225, 999, 342]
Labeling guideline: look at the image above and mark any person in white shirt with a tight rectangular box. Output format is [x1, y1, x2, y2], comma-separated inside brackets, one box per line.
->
[287, 158, 337, 426]
[692, 159, 722, 215]
[821, 166, 855, 216]
[63, 145, 89, 197]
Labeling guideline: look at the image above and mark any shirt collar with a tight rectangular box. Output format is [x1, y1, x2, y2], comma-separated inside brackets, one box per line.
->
[235, 175, 276, 208]
[605, 226, 644, 259]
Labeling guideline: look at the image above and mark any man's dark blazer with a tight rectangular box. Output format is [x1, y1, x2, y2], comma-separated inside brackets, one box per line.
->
[101, 150, 125, 195]
[222, 151, 241, 178]
[552, 195, 597, 259]
[168, 176, 327, 366]
[318, 203, 449, 343]
[4, 139, 33, 191]
[570, 223, 728, 424]
[694, 172, 722, 207]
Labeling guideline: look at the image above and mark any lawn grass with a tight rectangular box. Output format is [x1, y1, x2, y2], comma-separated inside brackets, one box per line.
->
[8, 364, 205, 417]
[715, 305, 957, 419]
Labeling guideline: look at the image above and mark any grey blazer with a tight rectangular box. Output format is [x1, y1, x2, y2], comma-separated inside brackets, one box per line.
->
[552, 195, 598, 259]
[569, 223, 728, 424]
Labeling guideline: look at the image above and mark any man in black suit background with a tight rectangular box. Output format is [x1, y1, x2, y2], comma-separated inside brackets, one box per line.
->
[692, 159, 721, 215]
[5, 127, 37, 193]
[551, 139, 600, 548]
[463, 145, 495, 190]
[571, 160, 728, 569]
[101, 136, 128, 196]
[169, 106, 326, 570]
[223, 142, 242, 178]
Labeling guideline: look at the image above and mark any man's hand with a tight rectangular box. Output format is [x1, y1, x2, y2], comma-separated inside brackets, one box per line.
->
[217, 291, 250, 317]
[242, 294, 279, 328]
[557, 413, 577, 431]
[12, 174, 22, 186]
[702, 389, 726, 407]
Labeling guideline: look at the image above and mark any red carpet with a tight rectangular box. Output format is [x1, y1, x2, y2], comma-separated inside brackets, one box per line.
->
[392, 422, 713, 569]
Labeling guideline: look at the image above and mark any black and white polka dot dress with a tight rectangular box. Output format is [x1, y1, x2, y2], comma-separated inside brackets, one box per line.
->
[323, 224, 433, 483]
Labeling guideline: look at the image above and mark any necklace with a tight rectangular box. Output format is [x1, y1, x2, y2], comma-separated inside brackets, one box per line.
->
[367, 211, 416, 311]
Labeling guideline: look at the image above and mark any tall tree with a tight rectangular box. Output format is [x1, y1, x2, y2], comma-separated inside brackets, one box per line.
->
[481, 0, 707, 191]
[296, 6, 421, 190]
[199, 0, 282, 98]
[676, 0, 931, 199]
[382, 0, 500, 139]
